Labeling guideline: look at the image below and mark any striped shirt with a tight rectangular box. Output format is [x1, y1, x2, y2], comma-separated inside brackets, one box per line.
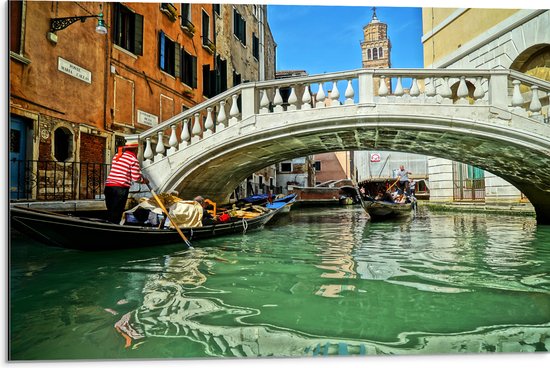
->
[105, 151, 144, 188]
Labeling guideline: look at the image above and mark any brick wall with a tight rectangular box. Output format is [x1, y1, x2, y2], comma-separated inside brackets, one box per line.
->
[80, 133, 105, 164]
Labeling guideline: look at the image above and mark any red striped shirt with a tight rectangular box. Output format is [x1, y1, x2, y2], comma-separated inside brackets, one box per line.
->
[105, 151, 144, 187]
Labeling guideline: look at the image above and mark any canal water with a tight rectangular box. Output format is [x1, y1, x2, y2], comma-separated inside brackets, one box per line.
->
[9, 206, 550, 360]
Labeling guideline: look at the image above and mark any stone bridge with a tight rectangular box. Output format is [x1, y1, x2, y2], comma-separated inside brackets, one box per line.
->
[125, 68, 550, 224]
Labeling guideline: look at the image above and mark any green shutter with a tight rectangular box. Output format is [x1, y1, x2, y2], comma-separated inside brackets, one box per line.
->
[192, 56, 197, 88]
[134, 13, 144, 55]
[159, 31, 165, 70]
[175, 44, 181, 78]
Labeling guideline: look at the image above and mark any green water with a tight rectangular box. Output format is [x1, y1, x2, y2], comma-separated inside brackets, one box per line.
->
[9, 207, 550, 360]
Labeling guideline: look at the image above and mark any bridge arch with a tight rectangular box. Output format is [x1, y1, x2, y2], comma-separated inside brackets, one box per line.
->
[128, 68, 550, 223]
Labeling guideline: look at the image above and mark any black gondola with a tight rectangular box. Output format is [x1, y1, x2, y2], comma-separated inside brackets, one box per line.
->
[359, 196, 415, 221]
[10, 205, 279, 251]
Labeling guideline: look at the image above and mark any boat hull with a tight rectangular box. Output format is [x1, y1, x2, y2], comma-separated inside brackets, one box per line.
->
[10, 206, 277, 251]
[360, 199, 412, 220]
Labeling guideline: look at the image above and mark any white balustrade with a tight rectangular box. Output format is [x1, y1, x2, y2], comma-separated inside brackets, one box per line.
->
[425, 77, 436, 99]
[410, 78, 420, 97]
[259, 89, 270, 114]
[143, 137, 154, 166]
[229, 94, 240, 124]
[191, 113, 202, 144]
[394, 77, 404, 97]
[288, 87, 298, 111]
[456, 76, 469, 104]
[180, 119, 191, 145]
[344, 80, 354, 105]
[203, 107, 214, 138]
[529, 85, 542, 115]
[473, 77, 485, 104]
[273, 88, 284, 112]
[154, 131, 165, 161]
[167, 125, 178, 154]
[378, 76, 389, 97]
[315, 83, 326, 108]
[330, 81, 340, 106]
[302, 86, 312, 110]
[217, 101, 227, 129]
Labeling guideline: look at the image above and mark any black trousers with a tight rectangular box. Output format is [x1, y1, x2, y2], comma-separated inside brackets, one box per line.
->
[104, 186, 130, 224]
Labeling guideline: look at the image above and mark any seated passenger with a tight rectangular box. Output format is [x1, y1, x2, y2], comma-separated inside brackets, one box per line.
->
[194, 196, 215, 225]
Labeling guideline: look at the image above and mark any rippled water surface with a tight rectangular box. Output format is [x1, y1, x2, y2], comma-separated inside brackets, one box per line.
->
[9, 207, 550, 360]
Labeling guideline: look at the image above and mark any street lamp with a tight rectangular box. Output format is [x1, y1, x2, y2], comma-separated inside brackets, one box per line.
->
[49, 12, 107, 34]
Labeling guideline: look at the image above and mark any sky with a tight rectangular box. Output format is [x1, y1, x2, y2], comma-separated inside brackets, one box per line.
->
[267, 5, 424, 75]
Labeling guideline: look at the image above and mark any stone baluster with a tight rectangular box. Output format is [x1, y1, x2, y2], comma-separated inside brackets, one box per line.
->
[143, 137, 154, 166]
[394, 77, 404, 97]
[410, 78, 420, 97]
[315, 83, 326, 108]
[425, 77, 436, 102]
[229, 94, 240, 124]
[473, 77, 485, 104]
[511, 79, 524, 108]
[330, 81, 340, 106]
[167, 124, 178, 155]
[180, 118, 191, 146]
[217, 101, 227, 130]
[456, 76, 469, 104]
[439, 77, 452, 104]
[154, 131, 165, 161]
[378, 76, 389, 97]
[273, 88, 284, 112]
[287, 86, 298, 111]
[191, 112, 202, 144]
[529, 85, 542, 116]
[302, 86, 312, 109]
[259, 89, 270, 114]
[203, 107, 214, 138]
[344, 80, 354, 105]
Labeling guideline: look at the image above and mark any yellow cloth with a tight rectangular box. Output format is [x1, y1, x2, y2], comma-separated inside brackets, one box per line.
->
[167, 201, 203, 228]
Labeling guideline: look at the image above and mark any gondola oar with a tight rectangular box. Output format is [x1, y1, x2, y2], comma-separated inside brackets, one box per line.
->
[145, 182, 193, 249]
[387, 177, 400, 191]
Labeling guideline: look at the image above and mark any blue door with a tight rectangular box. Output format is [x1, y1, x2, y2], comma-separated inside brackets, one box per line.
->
[10, 116, 28, 199]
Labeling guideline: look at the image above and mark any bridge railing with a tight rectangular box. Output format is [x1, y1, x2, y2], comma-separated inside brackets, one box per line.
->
[126, 68, 549, 167]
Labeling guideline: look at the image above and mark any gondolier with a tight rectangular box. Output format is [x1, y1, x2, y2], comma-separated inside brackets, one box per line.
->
[395, 165, 412, 195]
[104, 142, 149, 223]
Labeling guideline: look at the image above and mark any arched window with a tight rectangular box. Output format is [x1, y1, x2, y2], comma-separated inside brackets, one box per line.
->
[367, 49, 371, 60]
[373, 48, 378, 59]
[379, 47, 383, 58]
[54, 127, 73, 162]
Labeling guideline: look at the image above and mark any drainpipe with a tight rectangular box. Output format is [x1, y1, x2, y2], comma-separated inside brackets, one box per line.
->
[259, 5, 265, 81]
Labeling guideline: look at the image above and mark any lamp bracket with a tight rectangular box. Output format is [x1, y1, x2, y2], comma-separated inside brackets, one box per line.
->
[50, 15, 98, 33]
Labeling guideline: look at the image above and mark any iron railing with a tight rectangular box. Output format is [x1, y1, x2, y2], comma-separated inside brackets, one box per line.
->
[9, 159, 110, 202]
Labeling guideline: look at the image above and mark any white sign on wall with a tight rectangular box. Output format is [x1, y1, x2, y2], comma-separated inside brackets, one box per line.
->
[137, 110, 158, 127]
[370, 153, 381, 162]
[57, 57, 91, 84]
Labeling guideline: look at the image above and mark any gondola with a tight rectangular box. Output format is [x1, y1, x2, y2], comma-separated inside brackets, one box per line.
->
[359, 196, 415, 221]
[10, 205, 279, 251]
[266, 193, 297, 213]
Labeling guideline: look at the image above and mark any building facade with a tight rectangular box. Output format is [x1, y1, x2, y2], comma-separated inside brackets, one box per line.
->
[9, 1, 276, 202]
[421, 8, 549, 206]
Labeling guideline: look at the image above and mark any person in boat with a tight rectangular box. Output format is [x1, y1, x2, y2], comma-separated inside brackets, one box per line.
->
[375, 189, 394, 203]
[396, 165, 412, 195]
[194, 196, 215, 225]
[104, 142, 149, 224]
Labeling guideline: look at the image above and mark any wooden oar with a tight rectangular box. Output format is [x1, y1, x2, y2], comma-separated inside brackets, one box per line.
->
[387, 177, 400, 191]
[145, 182, 193, 249]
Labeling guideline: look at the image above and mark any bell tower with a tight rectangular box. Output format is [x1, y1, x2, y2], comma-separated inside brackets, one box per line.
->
[361, 7, 391, 68]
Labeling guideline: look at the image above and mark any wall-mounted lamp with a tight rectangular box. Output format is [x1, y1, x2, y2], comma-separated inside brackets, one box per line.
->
[49, 12, 107, 34]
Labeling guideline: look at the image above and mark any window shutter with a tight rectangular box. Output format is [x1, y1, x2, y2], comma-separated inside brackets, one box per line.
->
[134, 13, 144, 55]
[191, 56, 197, 88]
[182, 3, 189, 23]
[242, 19, 246, 45]
[159, 31, 165, 70]
[174, 44, 181, 79]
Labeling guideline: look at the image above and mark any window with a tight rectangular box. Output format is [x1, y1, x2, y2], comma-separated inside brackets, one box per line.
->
[215, 56, 228, 94]
[314, 161, 321, 171]
[113, 3, 144, 55]
[181, 48, 197, 88]
[202, 10, 213, 50]
[233, 70, 241, 86]
[233, 8, 246, 45]
[213, 4, 220, 15]
[160, 3, 178, 21]
[379, 47, 383, 58]
[181, 3, 194, 32]
[202, 64, 216, 98]
[367, 49, 371, 60]
[9, 0, 22, 54]
[54, 127, 73, 162]
[252, 33, 259, 60]
[159, 31, 178, 77]
[280, 162, 292, 172]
